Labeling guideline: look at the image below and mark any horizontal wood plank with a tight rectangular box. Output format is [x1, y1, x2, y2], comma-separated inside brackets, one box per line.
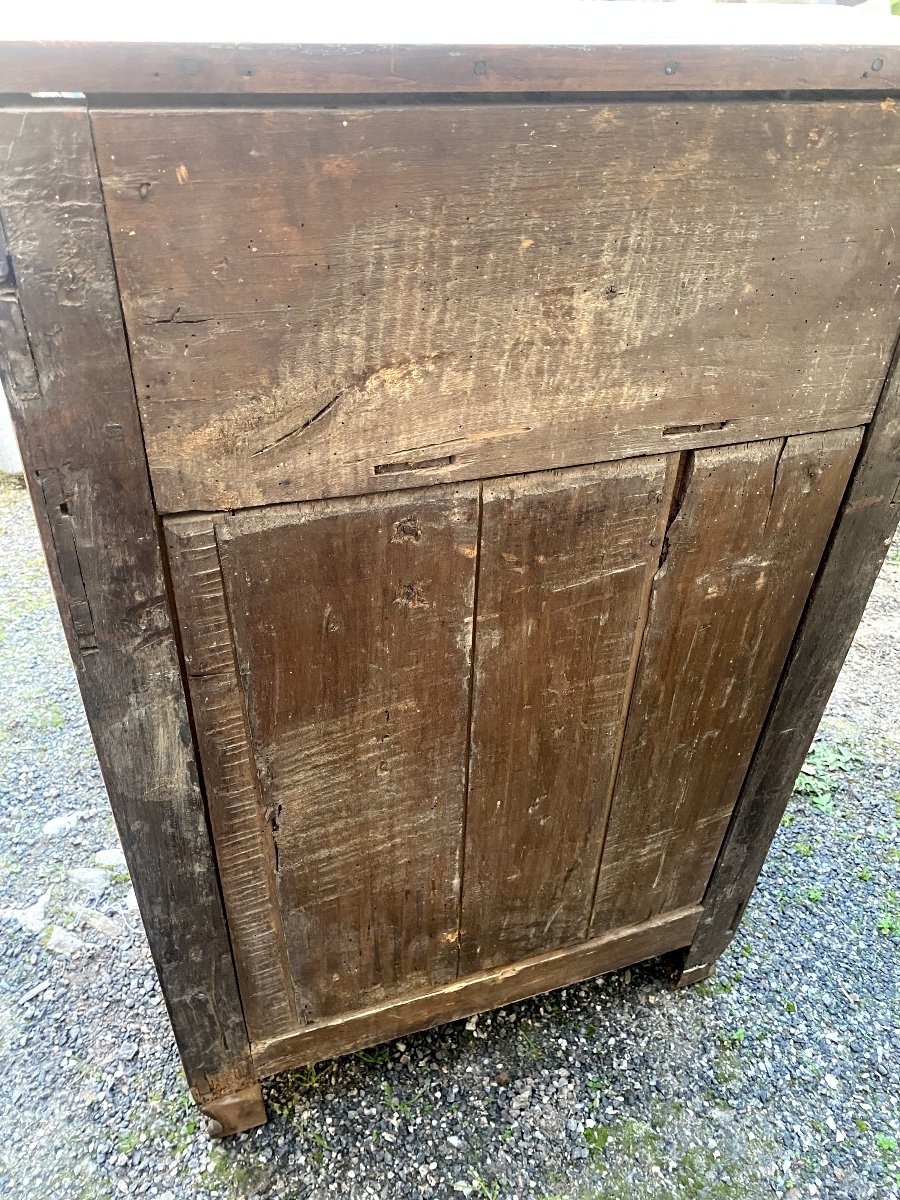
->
[0, 41, 898, 96]
[253, 904, 701, 1076]
[92, 100, 898, 511]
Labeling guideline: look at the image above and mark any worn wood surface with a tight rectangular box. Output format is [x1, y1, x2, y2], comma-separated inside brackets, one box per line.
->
[254, 904, 701, 1077]
[92, 100, 897, 512]
[0, 41, 898, 96]
[0, 108, 253, 1104]
[591, 429, 863, 935]
[215, 485, 479, 1020]
[681, 338, 900, 975]
[459, 459, 676, 972]
[165, 518, 298, 1045]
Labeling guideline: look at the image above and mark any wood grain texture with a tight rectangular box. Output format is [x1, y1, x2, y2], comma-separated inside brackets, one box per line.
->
[591, 428, 863, 936]
[217, 485, 479, 1020]
[459, 458, 677, 972]
[0, 42, 898, 96]
[253, 904, 702, 1077]
[91, 100, 898, 512]
[681, 337, 900, 975]
[164, 517, 297, 1044]
[0, 109, 253, 1103]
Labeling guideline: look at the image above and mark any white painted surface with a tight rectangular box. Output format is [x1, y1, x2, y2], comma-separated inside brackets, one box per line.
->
[0, 384, 23, 476]
[2, 0, 899, 46]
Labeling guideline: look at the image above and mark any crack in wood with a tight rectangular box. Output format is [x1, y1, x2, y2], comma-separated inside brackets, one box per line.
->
[250, 394, 340, 458]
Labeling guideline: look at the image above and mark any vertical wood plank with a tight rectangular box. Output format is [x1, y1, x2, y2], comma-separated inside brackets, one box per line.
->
[681, 341, 900, 975]
[591, 428, 864, 936]
[164, 517, 298, 1043]
[217, 486, 479, 1019]
[459, 459, 677, 973]
[0, 108, 254, 1107]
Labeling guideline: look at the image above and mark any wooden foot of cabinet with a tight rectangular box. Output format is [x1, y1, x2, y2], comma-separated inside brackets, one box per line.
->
[200, 1084, 267, 1139]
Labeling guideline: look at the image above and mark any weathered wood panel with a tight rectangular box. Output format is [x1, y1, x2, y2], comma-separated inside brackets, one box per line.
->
[459, 458, 677, 972]
[681, 337, 900, 977]
[165, 518, 298, 1044]
[254, 904, 702, 1077]
[92, 100, 898, 512]
[591, 428, 863, 935]
[216, 485, 479, 1019]
[1, 41, 898, 97]
[0, 109, 255, 1109]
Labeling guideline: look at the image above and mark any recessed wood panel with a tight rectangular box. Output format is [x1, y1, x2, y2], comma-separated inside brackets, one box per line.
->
[92, 101, 897, 512]
[459, 458, 677, 973]
[213, 485, 479, 1020]
[590, 427, 864, 936]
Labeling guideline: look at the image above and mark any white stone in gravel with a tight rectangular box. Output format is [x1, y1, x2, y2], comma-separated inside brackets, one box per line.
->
[44, 926, 86, 956]
[42, 812, 83, 836]
[69, 867, 109, 898]
[124, 886, 140, 912]
[79, 909, 121, 939]
[95, 847, 127, 871]
[0, 887, 53, 934]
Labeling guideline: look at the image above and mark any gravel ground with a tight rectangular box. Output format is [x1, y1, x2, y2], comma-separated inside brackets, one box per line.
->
[0, 472, 897, 1200]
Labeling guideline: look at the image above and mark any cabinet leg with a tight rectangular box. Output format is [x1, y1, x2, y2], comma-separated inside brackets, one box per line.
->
[663, 946, 718, 989]
[200, 1082, 267, 1137]
[670, 958, 716, 989]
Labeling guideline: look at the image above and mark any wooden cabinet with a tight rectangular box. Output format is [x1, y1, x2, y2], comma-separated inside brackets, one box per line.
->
[1, 31, 899, 1136]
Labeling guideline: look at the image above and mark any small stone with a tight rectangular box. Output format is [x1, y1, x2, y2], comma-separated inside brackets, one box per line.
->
[95, 847, 128, 871]
[44, 926, 86, 957]
[80, 909, 120, 939]
[69, 867, 109, 899]
[42, 812, 82, 836]
[119, 1041, 140, 1061]
[446, 1135, 462, 1149]
[0, 887, 53, 934]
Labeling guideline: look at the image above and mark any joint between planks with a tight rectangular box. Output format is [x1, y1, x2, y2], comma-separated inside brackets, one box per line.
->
[455, 481, 484, 979]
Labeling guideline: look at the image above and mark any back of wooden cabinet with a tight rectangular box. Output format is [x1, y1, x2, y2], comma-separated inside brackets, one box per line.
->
[87, 97, 890, 1052]
[165, 432, 858, 1046]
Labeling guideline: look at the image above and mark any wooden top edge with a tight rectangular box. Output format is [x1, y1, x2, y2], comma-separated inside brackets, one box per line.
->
[1, 40, 899, 96]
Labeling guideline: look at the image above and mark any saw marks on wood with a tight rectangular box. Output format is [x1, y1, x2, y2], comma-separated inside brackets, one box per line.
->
[92, 101, 897, 511]
[216, 485, 479, 1019]
[165, 517, 298, 1043]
